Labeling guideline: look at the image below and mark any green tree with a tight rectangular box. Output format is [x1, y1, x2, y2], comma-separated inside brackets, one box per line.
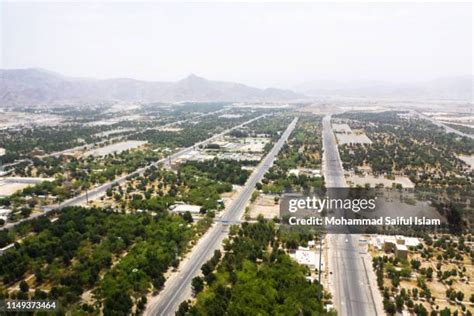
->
[191, 276, 204, 295]
[19, 280, 29, 293]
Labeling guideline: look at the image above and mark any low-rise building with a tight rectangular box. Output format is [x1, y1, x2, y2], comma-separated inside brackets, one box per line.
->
[395, 244, 408, 260]
[403, 236, 421, 248]
[0, 208, 12, 221]
[288, 168, 321, 178]
[300, 168, 322, 178]
[290, 247, 323, 270]
[170, 204, 202, 214]
[288, 169, 300, 177]
[373, 235, 420, 251]
[382, 236, 397, 252]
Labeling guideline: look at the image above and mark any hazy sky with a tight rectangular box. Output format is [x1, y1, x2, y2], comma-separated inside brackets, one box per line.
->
[1, 1, 472, 88]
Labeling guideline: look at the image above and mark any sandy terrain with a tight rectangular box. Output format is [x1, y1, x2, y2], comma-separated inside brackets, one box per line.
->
[347, 174, 415, 188]
[0, 182, 31, 196]
[371, 239, 473, 315]
[432, 115, 474, 123]
[333, 124, 372, 145]
[458, 155, 474, 170]
[248, 194, 279, 219]
[0, 177, 55, 196]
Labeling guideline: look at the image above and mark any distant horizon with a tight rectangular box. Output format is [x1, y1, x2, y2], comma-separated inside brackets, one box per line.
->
[1, 2, 471, 89]
[1, 67, 473, 91]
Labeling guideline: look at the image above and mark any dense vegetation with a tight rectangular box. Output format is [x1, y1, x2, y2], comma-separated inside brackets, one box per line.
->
[105, 159, 246, 214]
[0, 158, 246, 313]
[0, 207, 195, 314]
[180, 160, 250, 185]
[0, 103, 229, 163]
[335, 112, 473, 232]
[4, 110, 260, 222]
[130, 111, 259, 148]
[336, 112, 473, 178]
[0, 124, 108, 163]
[2, 147, 164, 222]
[260, 115, 325, 194]
[0, 103, 233, 164]
[244, 113, 294, 140]
[445, 123, 474, 136]
[177, 219, 332, 316]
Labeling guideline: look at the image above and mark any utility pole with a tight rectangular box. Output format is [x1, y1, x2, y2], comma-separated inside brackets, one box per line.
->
[0, 148, 4, 174]
[318, 235, 323, 301]
[81, 168, 89, 204]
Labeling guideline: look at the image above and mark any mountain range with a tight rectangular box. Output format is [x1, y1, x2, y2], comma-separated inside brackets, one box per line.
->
[0, 68, 303, 106]
[1, 68, 472, 107]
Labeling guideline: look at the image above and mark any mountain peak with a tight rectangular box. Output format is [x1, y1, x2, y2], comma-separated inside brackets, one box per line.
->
[182, 73, 206, 82]
[0, 68, 303, 105]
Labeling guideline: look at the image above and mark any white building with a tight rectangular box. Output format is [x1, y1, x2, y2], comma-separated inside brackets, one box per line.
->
[288, 169, 300, 177]
[290, 248, 323, 270]
[0, 208, 11, 216]
[288, 168, 322, 178]
[402, 236, 421, 248]
[395, 244, 408, 260]
[0, 208, 11, 222]
[372, 235, 420, 251]
[170, 204, 202, 214]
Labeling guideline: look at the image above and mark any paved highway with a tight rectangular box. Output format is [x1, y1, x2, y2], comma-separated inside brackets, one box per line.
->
[2, 114, 265, 230]
[145, 117, 298, 316]
[322, 114, 381, 316]
[412, 110, 474, 140]
[322, 115, 347, 188]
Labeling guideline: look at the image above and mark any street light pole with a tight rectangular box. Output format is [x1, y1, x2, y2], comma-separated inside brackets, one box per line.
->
[81, 168, 89, 204]
[318, 235, 323, 301]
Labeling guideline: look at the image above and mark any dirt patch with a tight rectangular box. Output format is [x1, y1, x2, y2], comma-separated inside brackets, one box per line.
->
[347, 173, 415, 188]
[248, 194, 280, 219]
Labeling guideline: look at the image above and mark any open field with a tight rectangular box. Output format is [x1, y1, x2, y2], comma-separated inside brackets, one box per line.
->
[458, 155, 474, 170]
[347, 173, 415, 188]
[0, 177, 55, 196]
[248, 193, 279, 219]
[0, 110, 64, 129]
[0, 182, 31, 196]
[333, 123, 372, 145]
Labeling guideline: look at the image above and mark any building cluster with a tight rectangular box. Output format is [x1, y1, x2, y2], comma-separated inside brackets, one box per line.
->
[288, 168, 322, 178]
[372, 235, 420, 260]
[0, 207, 12, 222]
[169, 199, 225, 215]
[171, 135, 270, 167]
